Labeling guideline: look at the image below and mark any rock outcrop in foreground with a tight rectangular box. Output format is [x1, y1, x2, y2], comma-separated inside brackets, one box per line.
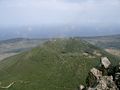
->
[79, 57, 120, 90]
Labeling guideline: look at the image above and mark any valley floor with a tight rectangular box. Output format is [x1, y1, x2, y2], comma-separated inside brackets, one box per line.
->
[105, 48, 120, 57]
[0, 53, 18, 61]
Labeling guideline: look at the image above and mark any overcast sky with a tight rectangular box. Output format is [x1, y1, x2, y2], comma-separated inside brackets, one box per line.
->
[0, 0, 120, 27]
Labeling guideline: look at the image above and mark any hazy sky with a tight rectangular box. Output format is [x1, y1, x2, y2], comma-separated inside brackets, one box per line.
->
[0, 0, 120, 27]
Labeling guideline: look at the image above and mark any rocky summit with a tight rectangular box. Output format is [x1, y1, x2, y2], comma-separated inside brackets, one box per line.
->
[80, 57, 120, 90]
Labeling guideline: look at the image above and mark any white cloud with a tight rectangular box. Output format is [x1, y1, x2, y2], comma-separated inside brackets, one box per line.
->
[0, 0, 120, 26]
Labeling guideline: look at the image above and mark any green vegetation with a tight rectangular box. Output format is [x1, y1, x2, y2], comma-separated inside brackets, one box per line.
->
[0, 38, 119, 90]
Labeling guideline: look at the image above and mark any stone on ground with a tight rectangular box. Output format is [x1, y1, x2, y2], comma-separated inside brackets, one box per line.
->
[101, 57, 111, 68]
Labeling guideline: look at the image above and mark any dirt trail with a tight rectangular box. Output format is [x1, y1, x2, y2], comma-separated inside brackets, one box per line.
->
[0, 82, 15, 89]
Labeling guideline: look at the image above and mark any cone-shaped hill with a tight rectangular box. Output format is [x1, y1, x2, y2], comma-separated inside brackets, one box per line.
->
[0, 38, 119, 90]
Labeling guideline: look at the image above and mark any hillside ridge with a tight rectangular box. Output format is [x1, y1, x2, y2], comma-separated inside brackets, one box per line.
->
[0, 38, 119, 90]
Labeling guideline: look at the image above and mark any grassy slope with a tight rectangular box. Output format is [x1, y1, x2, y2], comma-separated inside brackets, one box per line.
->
[0, 38, 119, 90]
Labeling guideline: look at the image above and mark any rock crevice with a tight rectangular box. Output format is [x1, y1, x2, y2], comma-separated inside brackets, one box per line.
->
[79, 57, 120, 90]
